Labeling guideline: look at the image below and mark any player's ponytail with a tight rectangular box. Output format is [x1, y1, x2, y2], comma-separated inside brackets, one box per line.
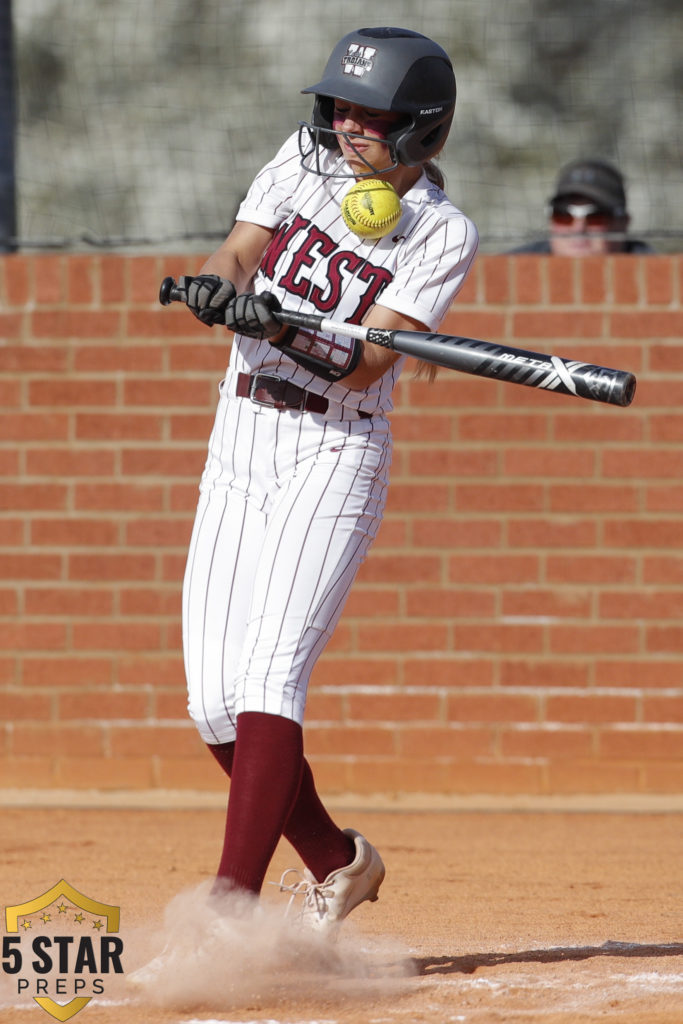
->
[423, 160, 445, 190]
[413, 359, 438, 382]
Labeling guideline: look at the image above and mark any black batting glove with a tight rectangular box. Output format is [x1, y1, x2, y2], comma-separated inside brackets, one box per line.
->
[224, 291, 284, 339]
[181, 274, 236, 327]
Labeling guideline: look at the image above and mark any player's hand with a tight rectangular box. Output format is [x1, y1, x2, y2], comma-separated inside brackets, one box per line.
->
[181, 274, 237, 327]
[224, 291, 284, 339]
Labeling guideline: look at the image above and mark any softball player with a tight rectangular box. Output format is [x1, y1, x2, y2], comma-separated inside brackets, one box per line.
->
[180, 26, 478, 933]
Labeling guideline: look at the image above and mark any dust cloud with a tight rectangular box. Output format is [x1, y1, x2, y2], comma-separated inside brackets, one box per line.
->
[125, 880, 416, 1013]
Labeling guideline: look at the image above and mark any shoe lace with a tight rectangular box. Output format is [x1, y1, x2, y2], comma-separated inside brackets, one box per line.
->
[272, 868, 334, 921]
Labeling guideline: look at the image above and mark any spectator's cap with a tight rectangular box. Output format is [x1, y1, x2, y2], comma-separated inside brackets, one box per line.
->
[551, 159, 627, 216]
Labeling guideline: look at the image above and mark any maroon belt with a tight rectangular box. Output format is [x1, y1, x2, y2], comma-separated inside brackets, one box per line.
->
[235, 372, 371, 418]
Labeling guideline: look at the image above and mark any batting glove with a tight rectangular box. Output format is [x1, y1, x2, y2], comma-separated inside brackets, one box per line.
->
[182, 274, 236, 327]
[224, 291, 285, 339]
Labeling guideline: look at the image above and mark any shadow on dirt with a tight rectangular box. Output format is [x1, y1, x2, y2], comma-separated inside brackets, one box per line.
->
[415, 941, 683, 976]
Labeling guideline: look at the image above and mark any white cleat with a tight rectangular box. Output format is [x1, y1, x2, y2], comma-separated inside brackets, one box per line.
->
[277, 828, 385, 937]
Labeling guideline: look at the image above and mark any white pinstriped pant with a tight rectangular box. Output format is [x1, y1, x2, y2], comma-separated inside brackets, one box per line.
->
[183, 373, 392, 744]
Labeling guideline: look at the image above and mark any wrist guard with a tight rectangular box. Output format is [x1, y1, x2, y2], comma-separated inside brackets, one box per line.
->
[271, 329, 362, 383]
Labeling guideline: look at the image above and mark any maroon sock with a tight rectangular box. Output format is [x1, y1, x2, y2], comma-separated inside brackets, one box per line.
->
[208, 739, 235, 777]
[283, 759, 356, 882]
[206, 737, 353, 886]
[214, 712, 304, 895]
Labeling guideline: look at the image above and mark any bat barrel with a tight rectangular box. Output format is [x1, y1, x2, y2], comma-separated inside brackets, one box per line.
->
[384, 330, 637, 408]
[618, 373, 637, 407]
[586, 368, 636, 407]
[539, 358, 636, 407]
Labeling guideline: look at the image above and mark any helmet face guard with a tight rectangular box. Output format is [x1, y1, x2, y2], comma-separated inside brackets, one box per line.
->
[298, 122, 401, 179]
[299, 27, 456, 178]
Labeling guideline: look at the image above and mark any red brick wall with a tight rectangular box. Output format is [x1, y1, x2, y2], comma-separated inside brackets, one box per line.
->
[1, 252, 682, 796]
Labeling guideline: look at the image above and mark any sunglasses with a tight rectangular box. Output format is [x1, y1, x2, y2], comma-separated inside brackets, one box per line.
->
[550, 203, 613, 228]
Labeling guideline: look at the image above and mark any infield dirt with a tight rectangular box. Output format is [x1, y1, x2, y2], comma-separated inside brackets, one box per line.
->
[1, 803, 681, 1023]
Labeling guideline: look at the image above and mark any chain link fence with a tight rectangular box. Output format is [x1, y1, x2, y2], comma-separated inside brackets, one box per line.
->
[4, 0, 682, 252]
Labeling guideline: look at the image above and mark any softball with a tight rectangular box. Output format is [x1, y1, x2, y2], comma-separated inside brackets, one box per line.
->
[341, 179, 402, 240]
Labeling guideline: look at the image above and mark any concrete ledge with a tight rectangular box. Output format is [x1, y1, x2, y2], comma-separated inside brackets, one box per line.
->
[0, 788, 682, 813]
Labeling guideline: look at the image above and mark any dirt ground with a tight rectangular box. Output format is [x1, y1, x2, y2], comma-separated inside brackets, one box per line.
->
[1, 802, 681, 1024]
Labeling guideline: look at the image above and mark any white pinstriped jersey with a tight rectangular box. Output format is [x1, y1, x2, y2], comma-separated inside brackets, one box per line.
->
[230, 131, 479, 414]
[184, 131, 478, 744]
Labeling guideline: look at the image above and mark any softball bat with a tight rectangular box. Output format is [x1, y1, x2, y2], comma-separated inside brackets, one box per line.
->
[159, 277, 636, 407]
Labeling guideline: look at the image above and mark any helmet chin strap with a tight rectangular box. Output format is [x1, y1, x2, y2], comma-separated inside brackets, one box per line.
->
[298, 123, 399, 179]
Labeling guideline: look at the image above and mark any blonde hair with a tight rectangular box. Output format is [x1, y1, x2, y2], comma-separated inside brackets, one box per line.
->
[413, 360, 438, 382]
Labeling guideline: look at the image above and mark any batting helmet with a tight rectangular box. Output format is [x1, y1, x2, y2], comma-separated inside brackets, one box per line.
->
[299, 27, 456, 175]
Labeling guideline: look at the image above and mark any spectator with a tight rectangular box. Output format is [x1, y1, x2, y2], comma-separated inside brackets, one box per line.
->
[509, 158, 653, 255]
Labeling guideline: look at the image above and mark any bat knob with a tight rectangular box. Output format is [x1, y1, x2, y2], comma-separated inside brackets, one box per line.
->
[159, 276, 179, 306]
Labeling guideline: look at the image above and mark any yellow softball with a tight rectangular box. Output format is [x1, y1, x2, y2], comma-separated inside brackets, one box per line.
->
[341, 179, 402, 240]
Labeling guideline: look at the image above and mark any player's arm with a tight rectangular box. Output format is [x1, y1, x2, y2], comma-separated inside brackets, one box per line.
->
[182, 222, 275, 326]
[268, 301, 427, 390]
[189, 226, 427, 388]
[341, 304, 426, 390]
[198, 222, 275, 292]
